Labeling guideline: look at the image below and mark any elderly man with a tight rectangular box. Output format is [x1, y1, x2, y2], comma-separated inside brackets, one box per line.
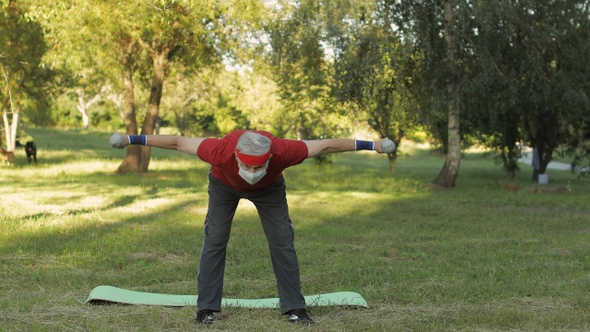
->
[110, 129, 393, 325]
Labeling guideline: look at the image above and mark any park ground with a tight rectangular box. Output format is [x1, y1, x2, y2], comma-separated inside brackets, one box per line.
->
[1, 128, 589, 331]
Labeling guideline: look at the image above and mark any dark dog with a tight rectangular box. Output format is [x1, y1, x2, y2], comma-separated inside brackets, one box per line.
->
[25, 141, 37, 163]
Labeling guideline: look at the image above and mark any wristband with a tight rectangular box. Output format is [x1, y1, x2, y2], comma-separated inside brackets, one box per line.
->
[355, 140, 374, 151]
[127, 135, 147, 146]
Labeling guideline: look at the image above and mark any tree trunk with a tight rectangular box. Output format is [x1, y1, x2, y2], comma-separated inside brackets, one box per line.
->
[527, 104, 559, 182]
[1, 103, 16, 164]
[139, 51, 168, 172]
[531, 138, 555, 182]
[1, 65, 17, 164]
[76, 88, 102, 130]
[2, 101, 19, 153]
[388, 153, 397, 173]
[9, 105, 18, 152]
[431, 0, 461, 188]
[117, 65, 141, 174]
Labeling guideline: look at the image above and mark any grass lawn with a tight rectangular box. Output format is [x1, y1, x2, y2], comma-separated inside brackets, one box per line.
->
[1, 128, 590, 331]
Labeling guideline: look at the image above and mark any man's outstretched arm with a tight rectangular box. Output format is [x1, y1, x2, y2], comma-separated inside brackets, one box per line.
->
[303, 138, 395, 158]
[109, 133, 205, 156]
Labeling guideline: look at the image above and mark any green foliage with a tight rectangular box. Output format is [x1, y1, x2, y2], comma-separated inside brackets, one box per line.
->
[27, 0, 265, 134]
[463, 0, 590, 177]
[386, 0, 590, 179]
[332, 3, 417, 151]
[0, 1, 53, 128]
[159, 66, 286, 137]
[266, 0, 353, 142]
[4, 0, 589, 180]
[387, 0, 450, 137]
[404, 127, 429, 144]
[2, 128, 590, 331]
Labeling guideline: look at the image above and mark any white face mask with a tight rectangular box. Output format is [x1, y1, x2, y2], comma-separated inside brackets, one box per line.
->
[239, 167, 267, 185]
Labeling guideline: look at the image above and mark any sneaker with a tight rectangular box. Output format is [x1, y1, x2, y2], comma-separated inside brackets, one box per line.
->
[287, 308, 315, 325]
[195, 309, 215, 324]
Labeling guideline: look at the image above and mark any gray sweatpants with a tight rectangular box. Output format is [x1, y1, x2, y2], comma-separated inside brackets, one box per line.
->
[197, 174, 306, 314]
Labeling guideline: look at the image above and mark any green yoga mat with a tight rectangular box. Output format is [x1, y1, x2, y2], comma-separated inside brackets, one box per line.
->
[86, 285, 368, 308]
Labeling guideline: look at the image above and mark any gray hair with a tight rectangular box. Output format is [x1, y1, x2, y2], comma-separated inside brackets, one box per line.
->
[236, 131, 271, 155]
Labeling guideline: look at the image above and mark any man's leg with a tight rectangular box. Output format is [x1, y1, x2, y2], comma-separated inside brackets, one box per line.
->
[197, 175, 240, 313]
[249, 178, 306, 314]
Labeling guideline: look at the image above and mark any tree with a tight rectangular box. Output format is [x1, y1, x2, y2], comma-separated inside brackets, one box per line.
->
[32, 0, 264, 173]
[24, 0, 121, 130]
[464, 0, 590, 180]
[387, 0, 590, 185]
[390, 0, 462, 187]
[266, 0, 354, 162]
[1, 1, 51, 162]
[159, 66, 219, 137]
[75, 87, 105, 130]
[431, 0, 461, 187]
[333, 1, 417, 173]
[511, 0, 590, 181]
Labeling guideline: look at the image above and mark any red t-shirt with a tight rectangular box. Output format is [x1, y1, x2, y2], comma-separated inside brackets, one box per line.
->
[197, 130, 309, 192]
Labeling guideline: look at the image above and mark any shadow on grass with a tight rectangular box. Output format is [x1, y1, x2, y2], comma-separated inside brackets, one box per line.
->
[3, 129, 590, 331]
[4, 130, 590, 267]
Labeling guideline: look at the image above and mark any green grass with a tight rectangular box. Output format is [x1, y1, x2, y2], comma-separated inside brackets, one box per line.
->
[1, 128, 590, 331]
